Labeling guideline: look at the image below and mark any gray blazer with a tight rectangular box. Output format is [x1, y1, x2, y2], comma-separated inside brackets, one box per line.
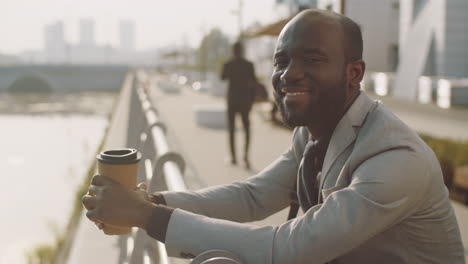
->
[160, 92, 465, 264]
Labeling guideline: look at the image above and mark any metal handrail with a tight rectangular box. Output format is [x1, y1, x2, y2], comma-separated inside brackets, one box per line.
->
[127, 71, 240, 264]
[123, 70, 187, 264]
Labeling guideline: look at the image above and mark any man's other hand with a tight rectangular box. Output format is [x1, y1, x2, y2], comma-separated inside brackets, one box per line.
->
[82, 175, 155, 229]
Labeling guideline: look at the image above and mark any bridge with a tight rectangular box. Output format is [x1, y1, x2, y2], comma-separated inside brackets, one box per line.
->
[62, 69, 468, 263]
[0, 65, 129, 93]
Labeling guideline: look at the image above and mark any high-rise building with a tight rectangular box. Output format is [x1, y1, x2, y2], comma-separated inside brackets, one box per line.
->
[44, 21, 67, 63]
[119, 20, 135, 51]
[44, 21, 65, 49]
[80, 19, 96, 47]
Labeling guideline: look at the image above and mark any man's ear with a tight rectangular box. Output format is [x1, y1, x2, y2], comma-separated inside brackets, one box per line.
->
[347, 59, 365, 91]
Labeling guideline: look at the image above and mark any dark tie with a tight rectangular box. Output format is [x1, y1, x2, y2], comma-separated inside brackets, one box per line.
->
[300, 136, 330, 211]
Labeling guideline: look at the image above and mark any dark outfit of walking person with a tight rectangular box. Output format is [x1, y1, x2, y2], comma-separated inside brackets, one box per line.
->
[221, 42, 256, 169]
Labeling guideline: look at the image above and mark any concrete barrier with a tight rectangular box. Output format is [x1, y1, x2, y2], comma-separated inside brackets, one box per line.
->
[437, 78, 468, 109]
[417, 76, 438, 104]
[158, 80, 182, 94]
[193, 104, 227, 129]
[371, 72, 395, 97]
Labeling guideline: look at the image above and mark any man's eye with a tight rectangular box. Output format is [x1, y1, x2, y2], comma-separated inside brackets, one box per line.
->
[305, 57, 320, 63]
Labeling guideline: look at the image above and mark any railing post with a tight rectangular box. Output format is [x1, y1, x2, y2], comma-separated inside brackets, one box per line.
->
[126, 72, 142, 149]
[129, 229, 148, 264]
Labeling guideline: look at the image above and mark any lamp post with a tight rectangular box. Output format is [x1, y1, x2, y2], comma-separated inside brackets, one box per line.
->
[238, 0, 243, 39]
[199, 22, 207, 81]
[340, 0, 346, 14]
[231, 0, 244, 40]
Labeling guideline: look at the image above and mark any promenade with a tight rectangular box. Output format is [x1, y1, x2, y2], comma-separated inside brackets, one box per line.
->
[67, 72, 468, 263]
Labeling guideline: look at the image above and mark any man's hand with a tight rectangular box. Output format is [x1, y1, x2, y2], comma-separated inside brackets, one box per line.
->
[82, 175, 155, 229]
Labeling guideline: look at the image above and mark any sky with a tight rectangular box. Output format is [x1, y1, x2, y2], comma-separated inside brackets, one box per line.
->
[0, 0, 277, 55]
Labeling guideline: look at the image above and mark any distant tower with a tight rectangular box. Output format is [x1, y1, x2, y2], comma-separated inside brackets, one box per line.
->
[44, 21, 66, 63]
[119, 20, 135, 51]
[80, 19, 96, 47]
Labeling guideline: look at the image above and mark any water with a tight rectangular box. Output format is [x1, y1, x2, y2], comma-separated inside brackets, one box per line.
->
[0, 92, 116, 264]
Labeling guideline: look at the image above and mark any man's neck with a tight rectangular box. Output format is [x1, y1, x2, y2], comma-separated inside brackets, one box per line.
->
[306, 90, 361, 140]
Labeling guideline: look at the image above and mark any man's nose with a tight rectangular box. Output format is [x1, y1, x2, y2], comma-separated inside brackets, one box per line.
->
[280, 61, 304, 82]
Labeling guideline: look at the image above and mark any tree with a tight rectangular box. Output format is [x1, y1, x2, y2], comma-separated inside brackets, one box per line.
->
[197, 28, 231, 74]
[8, 76, 52, 93]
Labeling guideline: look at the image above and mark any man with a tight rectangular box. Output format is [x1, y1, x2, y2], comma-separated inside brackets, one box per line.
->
[82, 9, 465, 263]
[221, 42, 256, 168]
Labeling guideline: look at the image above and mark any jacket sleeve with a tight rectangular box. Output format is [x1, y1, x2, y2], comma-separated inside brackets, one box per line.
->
[159, 127, 307, 222]
[163, 148, 430, 264]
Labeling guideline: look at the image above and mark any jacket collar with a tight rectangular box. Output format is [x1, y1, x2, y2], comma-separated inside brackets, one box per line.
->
[320, 91, 376, 186]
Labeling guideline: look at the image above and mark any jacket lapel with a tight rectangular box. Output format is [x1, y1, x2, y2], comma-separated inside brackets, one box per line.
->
[319, 92, 377, 195]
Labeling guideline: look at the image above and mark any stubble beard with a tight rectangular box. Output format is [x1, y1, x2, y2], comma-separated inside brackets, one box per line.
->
[275, 93, 317, 128]
[275, 83, 347, 129]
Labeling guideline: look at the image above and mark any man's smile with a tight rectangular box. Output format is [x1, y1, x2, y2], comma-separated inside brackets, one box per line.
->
[280, 86, 313, 103]
[281, 86, 311, 95]
[281, 89, 309, 96]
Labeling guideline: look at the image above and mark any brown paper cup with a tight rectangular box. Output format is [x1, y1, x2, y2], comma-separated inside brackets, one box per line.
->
[96, 148, 141, 235]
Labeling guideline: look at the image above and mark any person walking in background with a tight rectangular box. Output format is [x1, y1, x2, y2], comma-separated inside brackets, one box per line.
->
[221, 42, 256, 169]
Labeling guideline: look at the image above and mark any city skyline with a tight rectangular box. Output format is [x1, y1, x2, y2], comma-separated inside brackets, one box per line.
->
[0, 0, 276, 55]
[39, 19, 138, 64]
[43, 19, 135, 49]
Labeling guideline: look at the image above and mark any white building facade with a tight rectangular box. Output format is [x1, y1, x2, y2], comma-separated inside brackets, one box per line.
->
[394, 0, 468, 99]
[318, 0, 400, 72]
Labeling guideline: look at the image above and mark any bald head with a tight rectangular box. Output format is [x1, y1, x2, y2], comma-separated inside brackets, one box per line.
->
[283, 9, 363, 63]
[272, 8, 366, 132]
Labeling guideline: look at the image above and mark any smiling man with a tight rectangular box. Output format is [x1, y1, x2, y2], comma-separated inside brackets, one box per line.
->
[272, 11, 359, 136]
[82, 9, 465, 263]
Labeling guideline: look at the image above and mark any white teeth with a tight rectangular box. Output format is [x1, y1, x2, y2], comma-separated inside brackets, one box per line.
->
[286, 92, 308, 96]
[281, 88, 308, 96]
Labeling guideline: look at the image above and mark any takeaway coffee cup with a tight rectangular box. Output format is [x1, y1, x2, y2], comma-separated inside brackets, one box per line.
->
[96, 148, 141, 235]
